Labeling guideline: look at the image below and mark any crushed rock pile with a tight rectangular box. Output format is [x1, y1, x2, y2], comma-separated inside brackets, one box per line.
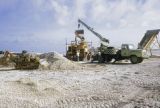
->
[39, 52, 82, 70]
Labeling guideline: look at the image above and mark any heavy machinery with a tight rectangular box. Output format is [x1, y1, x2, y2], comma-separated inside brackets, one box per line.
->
[14, 50, 40, 69]
[78, 19, 148, 64]
[0, 50, 40, 69]
[0, 51, 13, 66]
[66, 30, 92, 61]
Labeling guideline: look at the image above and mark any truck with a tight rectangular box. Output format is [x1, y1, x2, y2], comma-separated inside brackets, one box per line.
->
[78, 19, 149, 64]
[99, 44, 148, 64]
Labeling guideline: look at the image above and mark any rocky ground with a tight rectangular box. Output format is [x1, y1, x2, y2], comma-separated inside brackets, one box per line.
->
[0, 58, 160, 108]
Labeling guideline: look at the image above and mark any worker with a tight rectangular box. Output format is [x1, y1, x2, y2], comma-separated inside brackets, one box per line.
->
[76, 50, 80, 61]
[98, 51, 101, 60]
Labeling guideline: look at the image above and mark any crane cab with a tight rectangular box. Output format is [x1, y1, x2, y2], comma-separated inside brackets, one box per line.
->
[66, 30, 92, 61]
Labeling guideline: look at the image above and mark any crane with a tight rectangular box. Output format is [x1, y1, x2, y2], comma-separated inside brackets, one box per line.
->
[75, 29, 85, 41]
[78, 19, 109, 46]
[77, 19, 149, 64]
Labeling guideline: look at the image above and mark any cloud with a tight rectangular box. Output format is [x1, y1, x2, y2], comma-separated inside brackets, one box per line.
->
[0, 0, 160, 52]
[47, 0, 70, 26]
[30, 0, 73, 27]
[73, 0, 91, 19]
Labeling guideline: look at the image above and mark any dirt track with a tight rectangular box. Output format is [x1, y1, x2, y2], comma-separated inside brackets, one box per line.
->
[0, 58, 160, 108]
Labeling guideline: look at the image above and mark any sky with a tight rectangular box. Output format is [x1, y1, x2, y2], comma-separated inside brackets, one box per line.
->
[0, 0, 160, 53]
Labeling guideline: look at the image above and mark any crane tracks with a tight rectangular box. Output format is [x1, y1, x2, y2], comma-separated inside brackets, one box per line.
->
[131, 79, 160, 90]
[129, 95, 160, 108]
[56, 95, 122, 108]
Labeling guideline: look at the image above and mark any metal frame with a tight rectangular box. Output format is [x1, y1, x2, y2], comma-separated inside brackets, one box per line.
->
[149, 33, 160, 56]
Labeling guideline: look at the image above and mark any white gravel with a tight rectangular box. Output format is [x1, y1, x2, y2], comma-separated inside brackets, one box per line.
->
[0, 58, 159, 108]
[39, 52, 82, 70]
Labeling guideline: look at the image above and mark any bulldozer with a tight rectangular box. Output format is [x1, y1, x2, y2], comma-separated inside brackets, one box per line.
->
[0, 50, 40, 69]
[66, 30, 92, 61]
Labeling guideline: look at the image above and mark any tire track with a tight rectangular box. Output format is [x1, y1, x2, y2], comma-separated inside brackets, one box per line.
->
[131, 78, 160, 90]
[56, 95, 122, 108]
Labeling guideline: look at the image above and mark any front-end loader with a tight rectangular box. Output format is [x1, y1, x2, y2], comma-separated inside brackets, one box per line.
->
[0, 50, 40, 69]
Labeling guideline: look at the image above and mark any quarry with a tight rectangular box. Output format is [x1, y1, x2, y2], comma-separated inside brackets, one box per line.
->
[0, 19, 160, 108]
[0, 57, 160, 108]
[0, 51, 159, 108]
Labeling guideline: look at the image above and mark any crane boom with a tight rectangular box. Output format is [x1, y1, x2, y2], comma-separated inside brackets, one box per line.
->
[78, 19, 109, 44]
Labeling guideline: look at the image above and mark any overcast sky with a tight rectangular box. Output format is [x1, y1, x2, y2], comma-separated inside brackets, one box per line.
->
[0, 0, 160, 53]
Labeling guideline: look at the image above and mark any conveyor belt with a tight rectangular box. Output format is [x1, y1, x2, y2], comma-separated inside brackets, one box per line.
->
[139, 29, 160, 49]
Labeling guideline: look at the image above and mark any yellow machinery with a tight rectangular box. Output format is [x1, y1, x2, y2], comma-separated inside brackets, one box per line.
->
[66, 30, 92, 61]
[14, 50, 40, 69]
[0, 50, 40, 69]
[0, 51, 13, 66]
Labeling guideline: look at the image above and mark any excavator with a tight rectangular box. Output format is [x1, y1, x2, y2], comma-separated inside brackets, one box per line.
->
[78, 19, 149, 64]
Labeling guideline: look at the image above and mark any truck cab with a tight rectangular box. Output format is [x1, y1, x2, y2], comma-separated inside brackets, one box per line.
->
[121, 44, 148, 64]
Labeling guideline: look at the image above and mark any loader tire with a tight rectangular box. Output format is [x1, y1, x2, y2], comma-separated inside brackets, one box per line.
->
[98, 55, 105, 63]
[98, 56, 103, 63]
[138, 57, 143, 63]
[105, 57, 112, 63]
[130, 55, 138, 64]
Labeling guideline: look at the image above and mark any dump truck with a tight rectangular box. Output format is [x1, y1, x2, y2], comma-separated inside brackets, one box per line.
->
[78, 19, 148, 64]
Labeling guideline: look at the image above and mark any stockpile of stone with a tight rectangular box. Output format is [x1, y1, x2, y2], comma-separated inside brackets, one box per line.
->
[39, 52, 81, 70]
